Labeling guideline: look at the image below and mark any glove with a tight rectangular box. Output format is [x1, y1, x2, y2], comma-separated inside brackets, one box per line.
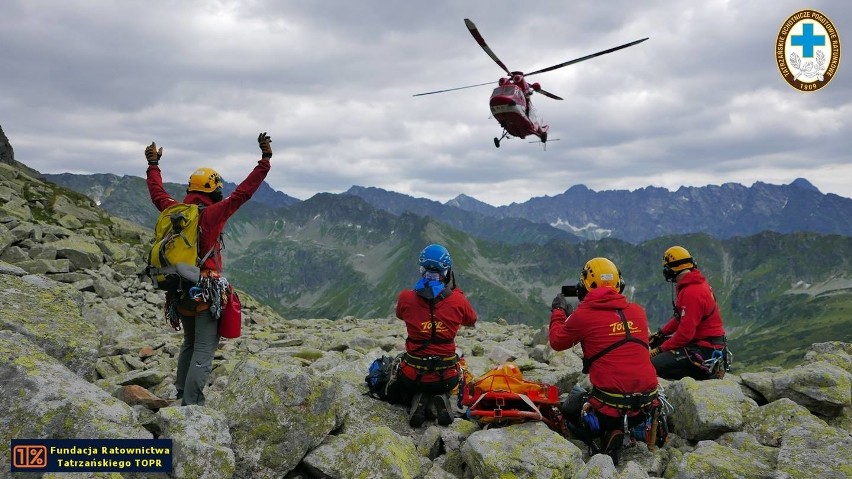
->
[551, 294, 572, 315]
[648, 329, 662, 344]
[145, 142, 163, 165]
[258, 132, 272, 158]
[649, 347, 662, 358]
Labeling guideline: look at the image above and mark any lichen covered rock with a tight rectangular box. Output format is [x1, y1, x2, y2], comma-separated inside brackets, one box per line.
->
[206, 357, 344, 478]
[155, 405, 235, 479]
[666, 378, 747, 441]
[461, 421, 584, 479]
[302, 425, 424, 479]
[0, 273, 99, 380]
[0, 333, 150, 472]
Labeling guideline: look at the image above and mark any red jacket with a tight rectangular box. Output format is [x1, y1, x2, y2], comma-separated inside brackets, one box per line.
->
[660, 269, 726, 351]
[146, 159, 270, 271]
[396, 288, 477, 358]
[549, 287, 658, 397]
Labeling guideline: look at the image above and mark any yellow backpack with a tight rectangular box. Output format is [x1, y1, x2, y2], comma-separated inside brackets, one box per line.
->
[145, 203, 215, 291]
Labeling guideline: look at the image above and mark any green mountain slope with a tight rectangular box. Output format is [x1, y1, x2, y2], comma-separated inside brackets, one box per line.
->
[40, 171, 852, 373]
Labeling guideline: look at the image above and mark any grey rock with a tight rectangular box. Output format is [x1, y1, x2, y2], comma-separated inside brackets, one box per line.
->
[303, 426, 423, 479]
[17, 258, 72, 274]
[0, 333, 150, 473]
[206, 357, 345, 478]
[575, 453, 618, 479]
[0, 245, 29, 262]
[665, 438, 776, 479]
[54, 236, 105, 270]
[803, 341, 852, 374]
[0, 260, 26, 276]
[666, 378, 747, 441]
[0, 273, 98, 380]
[744, 362, 852, 416]
[155, 406, 236, 479]
[461, 422, 584, 479]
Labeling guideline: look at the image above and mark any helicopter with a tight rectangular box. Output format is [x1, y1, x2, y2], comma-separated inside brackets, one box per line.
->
[414, 19, 648, 148]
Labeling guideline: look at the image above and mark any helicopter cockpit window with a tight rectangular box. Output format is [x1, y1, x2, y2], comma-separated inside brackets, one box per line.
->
[492, 86, 516, 96]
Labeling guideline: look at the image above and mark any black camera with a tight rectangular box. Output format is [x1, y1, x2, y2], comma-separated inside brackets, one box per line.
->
[561, 284, 579, 297]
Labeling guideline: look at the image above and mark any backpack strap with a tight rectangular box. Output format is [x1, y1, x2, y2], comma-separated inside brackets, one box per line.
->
[195, 204, 223, 271]
[582, 310, 648, 373]
[673, 287, 718, 323]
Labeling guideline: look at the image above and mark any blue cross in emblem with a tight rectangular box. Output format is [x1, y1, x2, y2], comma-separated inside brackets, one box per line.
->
[791, 23, 825, 58]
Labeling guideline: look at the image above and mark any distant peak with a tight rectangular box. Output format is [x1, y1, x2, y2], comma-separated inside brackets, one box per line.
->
[446, 193, 489, 206]
[789, 178, 820, 193]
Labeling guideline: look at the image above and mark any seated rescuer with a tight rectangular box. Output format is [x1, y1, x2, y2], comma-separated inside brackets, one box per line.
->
[394, 244, 478, 427]
[550, 257, 660, 462]
[649, 246, 728, 380]
[145, 133, 272, 406]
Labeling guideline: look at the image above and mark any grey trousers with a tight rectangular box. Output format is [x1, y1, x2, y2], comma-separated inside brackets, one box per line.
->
[176, 309, 219, 406]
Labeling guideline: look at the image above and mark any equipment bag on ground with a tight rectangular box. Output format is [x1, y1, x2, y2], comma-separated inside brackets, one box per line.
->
[365, 353, 404, 403]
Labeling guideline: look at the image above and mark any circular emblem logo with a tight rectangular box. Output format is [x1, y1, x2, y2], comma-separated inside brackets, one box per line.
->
[776, 9, 841, 92]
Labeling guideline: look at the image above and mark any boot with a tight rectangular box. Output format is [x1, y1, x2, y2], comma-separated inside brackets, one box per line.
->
[408, 393, 428, 428]
[603, 429, 625, 466]
[433, 393, 454, 426]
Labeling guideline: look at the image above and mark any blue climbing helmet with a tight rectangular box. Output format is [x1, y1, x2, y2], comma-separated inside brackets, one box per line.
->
[419, 243, 452, 276]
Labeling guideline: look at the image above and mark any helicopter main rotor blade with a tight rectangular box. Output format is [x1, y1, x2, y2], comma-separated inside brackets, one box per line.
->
[526, 37, 649, 77]
[413, 80, 496, 97]
[537, 89, 563, 100]
[464, 18, 512, 76]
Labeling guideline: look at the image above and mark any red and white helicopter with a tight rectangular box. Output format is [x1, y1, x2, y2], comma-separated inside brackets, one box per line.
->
[415, 19, 648, 148]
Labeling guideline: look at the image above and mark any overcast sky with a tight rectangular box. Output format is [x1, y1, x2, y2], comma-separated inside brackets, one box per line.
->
[1, 1, 850, 206]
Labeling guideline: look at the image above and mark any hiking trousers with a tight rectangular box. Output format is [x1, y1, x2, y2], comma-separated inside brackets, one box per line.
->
[652, 345, 719, 380]
[176, 309, 219, 405]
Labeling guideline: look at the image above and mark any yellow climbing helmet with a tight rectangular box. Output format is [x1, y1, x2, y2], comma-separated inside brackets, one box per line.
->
[662, 246, 695, 281]
[187, 167, 223, 193]
[579, 257, 625, 296]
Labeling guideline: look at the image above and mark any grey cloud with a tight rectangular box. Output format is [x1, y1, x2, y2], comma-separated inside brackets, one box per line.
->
[2, 0, 850, 206]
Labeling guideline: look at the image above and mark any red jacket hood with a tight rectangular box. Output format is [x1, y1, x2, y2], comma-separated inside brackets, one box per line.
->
[677, 268, 707, 291]
[182, 192, 214, 206]
[578, 287, 630, 311]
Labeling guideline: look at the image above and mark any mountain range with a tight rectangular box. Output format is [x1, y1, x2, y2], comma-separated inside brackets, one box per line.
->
[349, 179, 852, 243]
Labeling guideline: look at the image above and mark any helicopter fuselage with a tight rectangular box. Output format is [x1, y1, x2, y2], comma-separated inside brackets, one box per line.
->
[489, 81, 547, 141]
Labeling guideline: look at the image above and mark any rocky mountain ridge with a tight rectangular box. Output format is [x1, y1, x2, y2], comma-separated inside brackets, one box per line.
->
[1, 148, 851, 478]
[328, 179, 852, 244]
[451, 179, 852, 243]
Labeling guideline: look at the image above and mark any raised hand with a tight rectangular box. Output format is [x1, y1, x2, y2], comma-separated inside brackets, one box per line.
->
[145, 142, 163, 165]
[257, 132, 272, 159]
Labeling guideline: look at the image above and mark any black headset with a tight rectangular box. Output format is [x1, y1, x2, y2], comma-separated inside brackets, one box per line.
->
[663, 257, 696, 282]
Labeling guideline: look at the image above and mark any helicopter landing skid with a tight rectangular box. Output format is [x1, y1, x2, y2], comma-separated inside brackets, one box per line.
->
[494, 130, 510, 148]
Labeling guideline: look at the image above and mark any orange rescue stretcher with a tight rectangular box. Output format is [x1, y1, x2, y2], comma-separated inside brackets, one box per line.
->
[461, 363, 568, 436]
